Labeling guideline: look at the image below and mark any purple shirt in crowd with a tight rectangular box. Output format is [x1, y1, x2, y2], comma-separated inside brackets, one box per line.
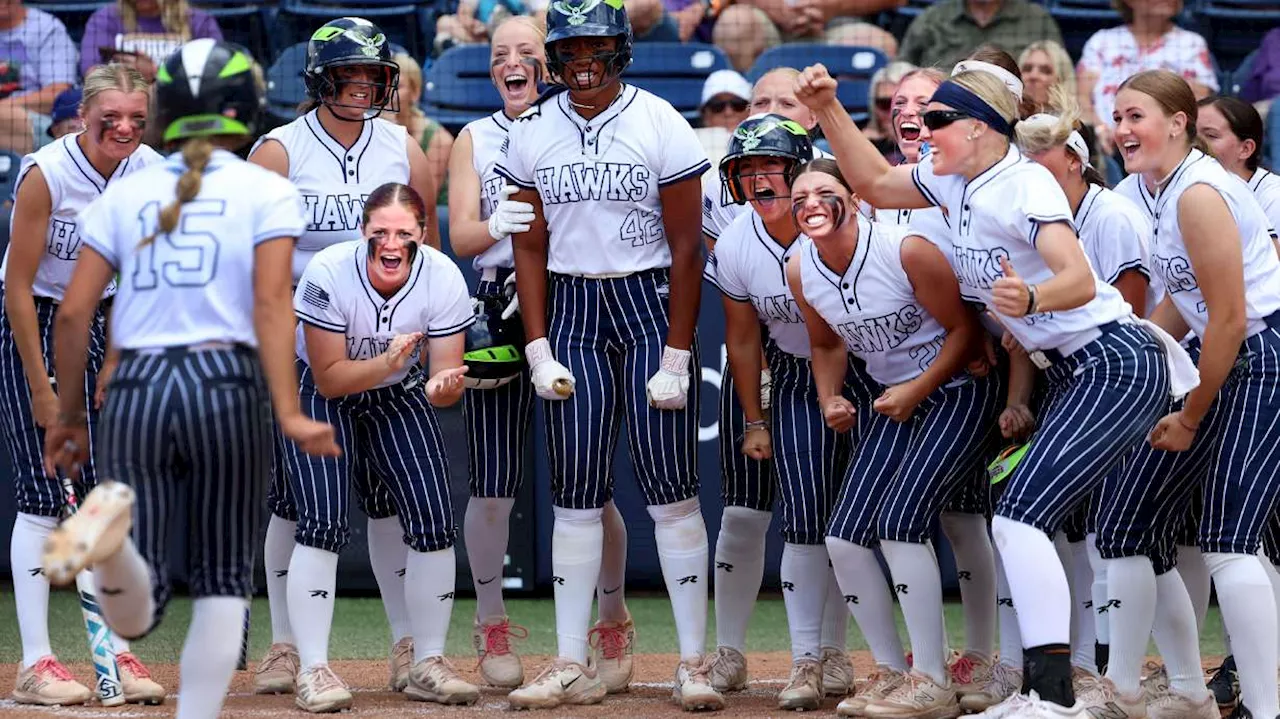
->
[0, 8, 77, 99]
[79, 4, 222, 76]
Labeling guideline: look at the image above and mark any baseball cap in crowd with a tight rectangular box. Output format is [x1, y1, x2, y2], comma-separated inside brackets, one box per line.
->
[700, 69, 751, 112]
[48, 87, 82, 137]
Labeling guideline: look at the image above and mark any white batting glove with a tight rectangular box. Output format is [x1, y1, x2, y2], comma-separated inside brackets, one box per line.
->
[760, 368, 772, 412]
[526, 337, 575, 401]
[500, 272, 519, 320]
[487, 185, 535, 241]
[647, 346, 691, 410]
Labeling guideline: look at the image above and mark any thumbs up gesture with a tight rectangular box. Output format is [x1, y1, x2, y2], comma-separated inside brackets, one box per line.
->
[992, 256, 1038, 318]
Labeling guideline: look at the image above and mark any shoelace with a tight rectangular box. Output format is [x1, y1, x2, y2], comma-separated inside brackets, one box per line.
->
[116, 653, 152, 679]
[863, 669, 901, 696]
[951, 655, 977, 685]
[588, 624, 628, 661]
[309, 666, 346, 694]
[688, 653, 718, 684]
[33, 657, 75, 682]
[483, 621, 529, 656]
[791, 660, 822, 688]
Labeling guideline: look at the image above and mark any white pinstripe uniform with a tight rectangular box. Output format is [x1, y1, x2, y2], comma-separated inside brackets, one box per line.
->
[460, 110, 535, 499]
[285, 240, 474, 553]
[79, 148, 301, 615]
[0, 133, 161, 517]
[495, 84, 709, 509]
[1248, 167, 1280, 234]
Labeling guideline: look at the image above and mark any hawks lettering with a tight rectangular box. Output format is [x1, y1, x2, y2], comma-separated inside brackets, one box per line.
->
[535, 162, 648, 205]
[47, 219, 82, 261]
[951, 245, 1010, 290]
[834, 305, 924, 354]
[303, 193, 371, 232]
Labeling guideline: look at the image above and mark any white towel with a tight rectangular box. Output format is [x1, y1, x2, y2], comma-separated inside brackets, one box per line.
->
[1133, 316, 1200, 400]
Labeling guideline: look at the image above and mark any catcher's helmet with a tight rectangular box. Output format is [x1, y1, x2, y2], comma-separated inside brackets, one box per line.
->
[463, 295, 527, 389]
[719, 113, 814, 206]
[304, 17, 399, 119]
[154, 39, 264, 145]
[544, 0, 632, 86]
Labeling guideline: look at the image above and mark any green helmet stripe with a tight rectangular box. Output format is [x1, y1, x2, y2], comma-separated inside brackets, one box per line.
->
[310, 26, 343, 42]
[163, 113, 250, 142]
[219, 51, 253, 79]
[155, 63, 173, 84]
[464, 345, 523, 363]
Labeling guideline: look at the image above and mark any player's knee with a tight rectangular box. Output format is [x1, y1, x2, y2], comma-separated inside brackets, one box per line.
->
[875, 515, 929, 544]
[295, 523, 350, 554]
[646, 496, 700, 525]
[553, 505, 605, 525]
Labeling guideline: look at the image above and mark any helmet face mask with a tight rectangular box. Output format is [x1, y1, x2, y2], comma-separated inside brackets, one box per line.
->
[305, 18, 401, 120]
[719, 114, 814, 206]
[544, 0, 632, 89]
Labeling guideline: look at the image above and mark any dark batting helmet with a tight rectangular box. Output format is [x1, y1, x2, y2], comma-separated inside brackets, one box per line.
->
[304, 17, 399, 119]
[719, 113, 814, 206]
[463, 295, 527, 389]
[154, 39, 264, 145]
[544, 0, 632, 87]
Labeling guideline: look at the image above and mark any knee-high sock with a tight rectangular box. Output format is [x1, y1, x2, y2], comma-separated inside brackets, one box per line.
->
[464, 497, 514, 621]
[1101, 556, 1157, 695]
[12, 513, 56, 667]
[175, 597, 247, 719]
[405, 546, 455, 662]
[92, 536, 154, 641]
[826, 537, 908, 670]
[882, 540, 948, 683]
[1053, 534, 1077, 653]
[991, 517, 1071, 647]
[1205, 551, 1279, 718]
[714, 506, 771, 653]
[1176, 545, 1210, 632]
[940, 512, 996, 659]
[995, 543, 1022, 670]
[1260, 552, 1280, 658]
[821, 563, 849, 651]
[1085, 535, 1110, 647]
[1152, 570, 1210, 699]
[1069, 541, 1096, 672]
[367, 516, 411, 645]
[781, 543, 829, 661]
[648, 498, 710, 660]
[552, 507, 604, 665]
[287, 545, 339, 670]
[263, 514, 296, 646]
[598, 500, 629, 623]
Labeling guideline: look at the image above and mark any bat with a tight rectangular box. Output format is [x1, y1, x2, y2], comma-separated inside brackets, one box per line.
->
[237, 604, 250, 670]
[59, 476, 126, 707]
[552, 379, 573, 397]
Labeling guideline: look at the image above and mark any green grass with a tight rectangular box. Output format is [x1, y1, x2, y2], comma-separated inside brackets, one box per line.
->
[0, 590, 1229, 665]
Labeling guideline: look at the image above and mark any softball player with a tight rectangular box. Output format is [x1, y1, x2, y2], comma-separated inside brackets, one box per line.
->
[248, 16, 439, 694]
[446, 15, 635, 691]
[1198, 96, 1280, 235]
[495, 0, 722, 710]
[0, 62, 164, 707]
[38, 39, 340, 719]
[281, 182, 479, 712]
[1109, 70, 1280, 719]
[796, 64, 1173, 716]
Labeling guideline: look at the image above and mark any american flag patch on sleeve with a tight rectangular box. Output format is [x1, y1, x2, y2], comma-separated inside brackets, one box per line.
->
[302, 282, 330, 310]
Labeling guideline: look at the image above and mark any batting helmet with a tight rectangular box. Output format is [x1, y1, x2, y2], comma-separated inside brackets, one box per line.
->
[544, 0, 633, 86]
[155, 39, 264, 145]
[719, 113, 814, 206]
[463, 295, 527, 389]
[304, 17, 399, 118]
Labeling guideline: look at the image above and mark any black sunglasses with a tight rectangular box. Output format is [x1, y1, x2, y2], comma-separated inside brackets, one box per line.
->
[922, 109, 972, 131]
[706, 98, 749, 113]
[874, 97, 893, 112]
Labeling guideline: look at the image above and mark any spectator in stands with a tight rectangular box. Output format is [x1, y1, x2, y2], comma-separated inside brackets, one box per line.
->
[1241, 28, 1280, 111]
[437, 0, 677, 56]
[46, 86, 82, 139]
[695, 69, 751, 170]
[865, 60, 914, 161]
[0, 0, 78, 155]
[710, 0, 902, 75]
[1019, 39, 1074, 112]
[1076, 0, 1216, 156]
[79, 0, 222, 82]
[390, 52, 452, 205]
[897, 0, 1062, 72]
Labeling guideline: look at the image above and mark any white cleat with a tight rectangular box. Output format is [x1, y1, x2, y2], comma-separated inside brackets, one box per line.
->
[823, 647, 856, 697]
[294, 665, 353, 713]
[707, 646, 749, 693]
[507, 659, 607, 710]
[588, 615, 636, 694]
[838, 666, 907, 717]
[405, 656, 480, 705]
[673, 655, 726, 712]
[778, 658, 824, 711]
[42, 481, 135, 586]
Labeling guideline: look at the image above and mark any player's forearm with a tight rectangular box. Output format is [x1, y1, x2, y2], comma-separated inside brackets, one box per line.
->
[1183, 318, 1245, 425]
[664, 238, 703, 351]
[512, 232, 550, 341]
[449, 219, 499, 258]
[51, 306, 93, 418]
[311, 358, 396, 399]
[724, 321, 765, 422]
[423, 202, 441, 251]
[810, 342, 848, 404]
[1005, 347, 1036, 408]
[4, 283, 54, 399]
[255, 302, 304, 420]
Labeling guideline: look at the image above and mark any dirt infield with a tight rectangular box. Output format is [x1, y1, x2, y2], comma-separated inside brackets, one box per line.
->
[0, 651, 877, 717]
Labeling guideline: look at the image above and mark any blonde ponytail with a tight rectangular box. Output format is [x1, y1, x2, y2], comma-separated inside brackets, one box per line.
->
[140, 137, 213, 248]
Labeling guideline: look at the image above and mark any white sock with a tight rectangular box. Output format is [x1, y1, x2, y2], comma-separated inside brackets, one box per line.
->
[881, 540, 948, 683]
[1069, 541, 1097, 672]
[1206, 551, 1279, 718]
[781, 543, 829, 661]
[552, 507, 604, 665]
[995, 544, 1022, 670]
[1260, 553, 1280, 657]
[713, 506, 771, 653]
[991, 517, 1070, 647]
[1085, 535, 1110, 646]
[649, 498, 709, 660]
[405, 547, 455, 662]
[1152, 570, 1210, 700]
[92, 536, 154, 640]
[1176, 545, 1210, 631]
[263, 515, 296, 646]
[12, 513, 55, 667]
[598, 500, 629, 623]
[287, 545, 339, 670]
[367, 516, 411, 644]
[821, 563, 849, 651]
[940, 512, 996, 659]
[1101, 556, 1157, 695]
[464, 497, 514, 621]
[175, 597, 247, 719]
[1053, 534, 1076, 653]
[826, 537, 908, 670]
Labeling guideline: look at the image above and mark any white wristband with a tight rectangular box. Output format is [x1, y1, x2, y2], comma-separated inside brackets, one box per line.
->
[525, 337, 554, 366]
[659, 346, 692, 375]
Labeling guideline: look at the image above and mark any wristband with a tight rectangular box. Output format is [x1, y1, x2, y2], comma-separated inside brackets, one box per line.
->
[659, 345, 692, 375]
[1025, 284, 1038, 315]
[58, 411, 87, 426]
[744, 419, 769, 432]
[525, 337, 554, 366]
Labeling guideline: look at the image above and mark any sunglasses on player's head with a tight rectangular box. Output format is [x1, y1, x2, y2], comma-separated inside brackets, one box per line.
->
[922, 109, 973, 131]
[705, 98, 749, 113]
[874, 97, 893, 112]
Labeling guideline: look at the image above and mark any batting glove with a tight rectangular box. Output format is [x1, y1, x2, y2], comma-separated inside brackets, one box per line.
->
[647, 346, 691, 410]
[500, 272, 519, 320]
[526, 337, 575, 401]
[488, 185, 535, 241]
[759, 368, 772, 412]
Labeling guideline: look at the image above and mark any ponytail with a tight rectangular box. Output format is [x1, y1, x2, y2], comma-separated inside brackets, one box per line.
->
[140, 137, 213, 248]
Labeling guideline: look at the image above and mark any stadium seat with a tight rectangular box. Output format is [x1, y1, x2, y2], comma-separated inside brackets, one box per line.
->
[746, 44, 888, 125]
[625, 43, 730, 122]
[200, 1, 274, 67]
[275, 0, 430, 62]
[28, 0, 109, 45]
[885, 0, 940, 41]
[1198, 0, 1280, 72]
[265, 41, 309, 127]
[422, 43, 502, 133]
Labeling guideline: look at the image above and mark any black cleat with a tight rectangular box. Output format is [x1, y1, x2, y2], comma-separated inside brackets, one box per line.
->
[1207, 655, 1240, 710]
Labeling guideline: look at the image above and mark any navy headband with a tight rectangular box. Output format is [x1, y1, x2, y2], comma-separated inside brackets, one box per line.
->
[930, 81, 1015, 138]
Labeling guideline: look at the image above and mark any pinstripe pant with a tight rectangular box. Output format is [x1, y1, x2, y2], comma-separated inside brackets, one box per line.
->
[719, 364, 773, 511]
[827, 371, 1002, 546]
[995, 323, 1168, 533]
[97, 346, 271, 623]
[544, 269, 700, 510]
[0, 286, 106, 516]
[283, 363, 455, 553]
[463, 271, 535, 498]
